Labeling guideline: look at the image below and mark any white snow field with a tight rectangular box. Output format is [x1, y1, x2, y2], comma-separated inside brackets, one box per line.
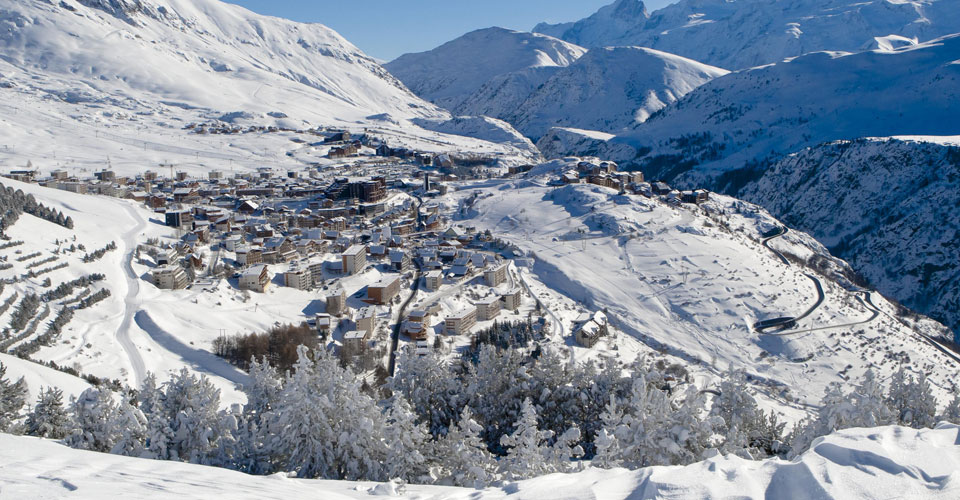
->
[0, 0, 539, 179]
[2, 423, 959, 499]
[440, 161, 959, 415]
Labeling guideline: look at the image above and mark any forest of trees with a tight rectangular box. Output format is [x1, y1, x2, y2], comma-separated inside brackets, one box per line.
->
[1, 344, 959, 487]
[0, 183, 74, 236]
[212, 323, 318, 372]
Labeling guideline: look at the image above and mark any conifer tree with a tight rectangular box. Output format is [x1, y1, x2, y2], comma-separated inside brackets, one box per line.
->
[0, 362, 28, 432]
[499, 398, 554, 480]
[26, 387, 72, 439]
[66, 387, 119, 452]
[438, 406, 498, 488]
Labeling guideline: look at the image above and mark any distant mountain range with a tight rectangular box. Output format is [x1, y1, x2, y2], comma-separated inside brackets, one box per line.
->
[387, 29, 727, 139]
[534, 0, 960, 70]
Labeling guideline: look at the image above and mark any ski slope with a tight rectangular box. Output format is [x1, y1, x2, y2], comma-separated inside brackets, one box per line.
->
[442, 162, 959, 412]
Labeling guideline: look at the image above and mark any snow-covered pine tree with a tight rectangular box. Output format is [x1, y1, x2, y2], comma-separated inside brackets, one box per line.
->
[546, 425, 584, 473]
[789, 370, 895, 456]
[382, 395, 430, 482]
[387, 348, 464, 437]
[137, 373, 163, 417]
[592, 395, 626, 468]
[143, 368, 231, 464]
[438, 406, 498, 488]
[110, 391, 148, 457]
[464, 344, 531, 453]
[244, 357, 282, 424]
[66, 387, 119, 452]
[25, 387, 72, 439]
[886, 367, 938, 429]
[263, 346, 387, 480]
[0, 362, 28, 432]
[942, 392, 960, 424]
[711, 369, 784, 459]
[613, 375, 675, 467]
[233, 357, 283, 474]
[499, 397, 554, 480]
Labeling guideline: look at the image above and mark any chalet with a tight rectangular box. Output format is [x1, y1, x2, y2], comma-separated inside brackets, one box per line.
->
[561, 171, 580, 184]
[574, 311, 609, 348]
[173, 188, 199, 203]
[327, 144, 359, 158]
[235, 247, 263, 267]
[315, 313, 333, 337]
[325, 131, 352, 143]
[651, 182, 672, 195]
[389, 249, 411, 271]
[237, 200, 260, 214]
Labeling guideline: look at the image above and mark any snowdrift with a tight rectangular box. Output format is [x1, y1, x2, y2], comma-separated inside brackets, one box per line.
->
[1, 423, 958, 498]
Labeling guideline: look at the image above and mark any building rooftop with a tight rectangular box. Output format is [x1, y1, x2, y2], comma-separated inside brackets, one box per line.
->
[343, 244, 366, 256]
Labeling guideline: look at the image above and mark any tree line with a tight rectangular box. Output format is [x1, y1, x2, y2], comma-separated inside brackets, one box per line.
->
[1, 343, 958, 488]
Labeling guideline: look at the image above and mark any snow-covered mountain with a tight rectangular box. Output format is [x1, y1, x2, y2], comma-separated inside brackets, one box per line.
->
[385, 27, 587, 113]
[740, 136, 960, 337]
[508, 46, 727, 139]
[5, 423, 960, 498]
[556, 34, 960, 185]
[386, 29, 726, 140]
[1, 0, 435, 124]
[534, 0, 960, 70]
[0, 0, 540, 173]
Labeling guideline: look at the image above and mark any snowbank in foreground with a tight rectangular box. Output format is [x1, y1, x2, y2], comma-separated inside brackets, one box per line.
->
[1, 424, 958, 499]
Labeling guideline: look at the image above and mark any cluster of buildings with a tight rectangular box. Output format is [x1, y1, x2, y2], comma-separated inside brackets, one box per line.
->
[557, 160, 711, 205]
[7, 146, 628, 371]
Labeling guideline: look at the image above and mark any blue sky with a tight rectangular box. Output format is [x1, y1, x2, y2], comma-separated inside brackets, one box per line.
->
[225, 0, 676, 61]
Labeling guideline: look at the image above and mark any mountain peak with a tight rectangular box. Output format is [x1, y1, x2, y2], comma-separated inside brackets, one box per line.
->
[534, 0, 960, 69]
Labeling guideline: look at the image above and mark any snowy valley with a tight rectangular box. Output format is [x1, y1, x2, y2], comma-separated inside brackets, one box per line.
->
[1, 0, 960, 498]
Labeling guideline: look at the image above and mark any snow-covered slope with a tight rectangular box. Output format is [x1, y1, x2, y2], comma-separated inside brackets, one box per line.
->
[509, 47, 728, 139]
[740, 136, 960, 337]
[385, 28, 587, 113]
[534, 0, 960, 70]
[0, 353, 91, 402]
[445, 165, 958, 411]
[4, 423, 960, 498]
[0, 0, 540, 175]
[1, 0, 437, 124]
[580, 34, 960, 185]
[388, 31, 725, 140]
